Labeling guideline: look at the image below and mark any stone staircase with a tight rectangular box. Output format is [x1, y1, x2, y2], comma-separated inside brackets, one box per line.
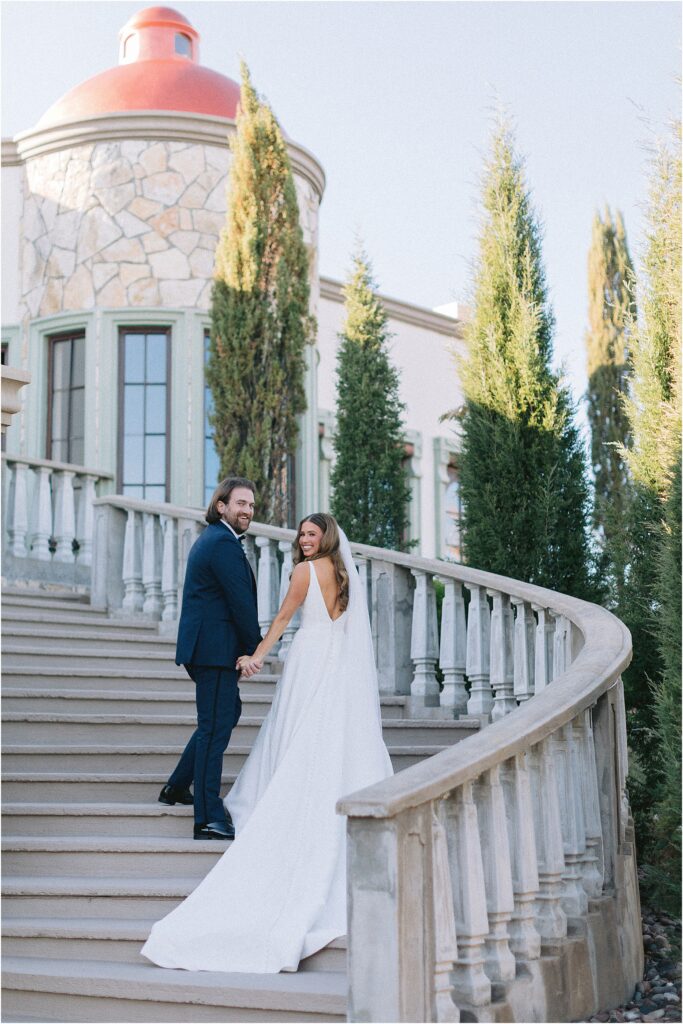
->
[1, 587, 480, 1023]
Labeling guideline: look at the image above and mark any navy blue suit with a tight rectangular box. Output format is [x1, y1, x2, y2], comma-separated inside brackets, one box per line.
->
[169, 521, 262, 825]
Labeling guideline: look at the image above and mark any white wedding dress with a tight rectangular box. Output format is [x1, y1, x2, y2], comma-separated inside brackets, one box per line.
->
[141, 532, 393, 973]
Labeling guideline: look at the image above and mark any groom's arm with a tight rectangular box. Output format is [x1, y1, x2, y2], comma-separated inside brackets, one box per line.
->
[211, 538, 262, 653]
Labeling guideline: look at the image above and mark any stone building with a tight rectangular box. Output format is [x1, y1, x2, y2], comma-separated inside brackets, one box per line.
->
[1, 4, 466, 557]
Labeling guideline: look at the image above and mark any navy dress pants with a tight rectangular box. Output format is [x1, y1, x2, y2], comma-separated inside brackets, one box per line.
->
[168, 666, 242, 825]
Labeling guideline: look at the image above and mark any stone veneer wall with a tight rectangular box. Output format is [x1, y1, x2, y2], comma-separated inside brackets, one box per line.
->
[20, 137, 320, 322]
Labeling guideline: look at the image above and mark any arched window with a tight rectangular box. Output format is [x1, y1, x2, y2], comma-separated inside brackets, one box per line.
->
[175, 32, 192, 57]
[122, 33, 138, 60]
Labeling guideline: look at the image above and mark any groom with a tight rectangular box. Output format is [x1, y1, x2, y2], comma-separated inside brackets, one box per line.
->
[158, 477, 263, 840]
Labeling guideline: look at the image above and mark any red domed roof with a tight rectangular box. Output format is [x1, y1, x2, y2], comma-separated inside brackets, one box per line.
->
[37, 6, 241, 128]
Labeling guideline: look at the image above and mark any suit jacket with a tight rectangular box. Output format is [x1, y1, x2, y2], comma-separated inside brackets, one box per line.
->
[175, 522, 262, 668]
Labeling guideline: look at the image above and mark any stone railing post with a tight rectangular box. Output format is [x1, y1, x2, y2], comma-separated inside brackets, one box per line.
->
[160, 514, 178, 625]
[500, 752, 541, 960]
[121, 509, 144, 613]
[474, 766, 516, 983]
[528, 739, 568, 943]
[574, 711, 603, 898]
[30, 465, 53, 561]
[90, 502, 127, 612]
[346, 807, 459, 1023]
[489, 590, 516, 720]
[438, 578, 468, 716]
[444, 782, 492, 1007]
[371, 560, 413, 696]
[8, 461, 30, 557]
[591, 689, 619, 891]
[142, 512, 163, 617]
[52, 469, 76, 563]
[532, 605, 553, 692]
[75, 473, 98, 566]
[256, 536, 280, 640]
[511, 598, 535, 703]
[176, 516, 203, 616]
[409, 569, 440, 711]
[553, 725, 588, 918]
[465, 585, 492, 718]
[277, 540, 299, 661]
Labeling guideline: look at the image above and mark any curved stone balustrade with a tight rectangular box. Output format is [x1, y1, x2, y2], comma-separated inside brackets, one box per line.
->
[87, 495, 642, 1022]
[1, 455, 114, 586]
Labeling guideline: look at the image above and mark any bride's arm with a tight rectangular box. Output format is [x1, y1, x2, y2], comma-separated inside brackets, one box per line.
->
[238, 562, 310, 670]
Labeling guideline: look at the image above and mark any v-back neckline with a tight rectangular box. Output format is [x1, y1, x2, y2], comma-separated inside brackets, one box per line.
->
[308, 560, 345, 623]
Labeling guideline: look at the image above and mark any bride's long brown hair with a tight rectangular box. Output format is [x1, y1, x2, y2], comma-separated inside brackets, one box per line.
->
[293, 513, 349, 613]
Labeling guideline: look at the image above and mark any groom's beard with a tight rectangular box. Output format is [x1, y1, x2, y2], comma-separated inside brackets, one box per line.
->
[222, 510, 251, 534]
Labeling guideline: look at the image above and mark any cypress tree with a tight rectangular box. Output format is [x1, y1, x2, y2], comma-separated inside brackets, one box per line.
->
[330, 251, 410, 548]
[207, 62, 312, 525]
[585, 208, 635, 604]
[451, 120, 594, 597]
[619, 127, 681, 907]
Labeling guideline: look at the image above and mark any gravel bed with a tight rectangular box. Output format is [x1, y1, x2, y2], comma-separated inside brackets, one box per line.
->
[583, 906, 681, 1023]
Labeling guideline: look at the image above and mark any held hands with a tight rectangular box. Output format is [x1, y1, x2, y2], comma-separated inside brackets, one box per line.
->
[236, 654, 264, 678]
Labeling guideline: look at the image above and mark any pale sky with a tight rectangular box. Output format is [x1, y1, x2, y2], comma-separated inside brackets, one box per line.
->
[1, 0, 680, 418]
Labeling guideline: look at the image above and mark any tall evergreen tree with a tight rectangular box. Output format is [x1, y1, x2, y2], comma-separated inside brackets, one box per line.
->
[619, 127, 681, 908]
[585, 208, 635, 604]
[207, 62, 312, 525]
[449, 120, 594, 597]
[330, 251, 410, 548]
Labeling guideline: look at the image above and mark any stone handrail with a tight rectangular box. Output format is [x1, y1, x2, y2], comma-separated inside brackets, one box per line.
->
[2, 455, 114, 583]
[88, 495, 642, 1022]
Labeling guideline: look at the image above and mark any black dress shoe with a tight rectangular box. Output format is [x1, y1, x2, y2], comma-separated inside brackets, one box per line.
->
[194, 820, 235, 841]
[158, 784, 193, 806]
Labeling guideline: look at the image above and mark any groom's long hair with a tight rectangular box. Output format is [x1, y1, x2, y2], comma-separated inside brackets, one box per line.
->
[293, 513, 349, 613]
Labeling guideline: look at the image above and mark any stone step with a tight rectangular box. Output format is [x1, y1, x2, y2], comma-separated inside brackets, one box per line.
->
[3, 711, 472, 747]
[0, 772, 237, 803]
[1, 687, 408, 720]
[0, 666, 278, 694]
[2, 836, 228, 878]
[3, 628, 178, 655]
[2, 589, 92, 608]
[1, 688, 273, 717]
[1, 608, 160, 633]
[2, 875, 204, 919]
[1, 918, 347, 972]
[2, 645, 183, 670]
[3, 743, 451, 774]
[1, 957, 347, 1023]
[2, 802, 199, 838]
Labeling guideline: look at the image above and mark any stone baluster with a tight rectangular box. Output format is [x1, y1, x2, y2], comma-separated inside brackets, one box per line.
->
[574, 710, 603, 898]
[256, 536, 280, 639]
[437, 577, 468, 716]
[532, 605, 554, 692]
[474, 766, 516, 983]
[465, 585, 492, 718]
[614, 678, 630, 845]
[371, 560, 413, 696]
[552, 613, 569, 679]
[410, 569, 440, 710]
[511, 599, 535, 703]
[8, 461, 30, 557]
[489, 590, 516, 720]
[75, 473, 98, 566]
[177, 518, 203, 613]
[160, 515, 178, 622]
[444, 781, 492, 1007]
[430, 805, 461, 1023]
[500, 752, 541, 960]
[553, 724, 588, 918]
[141, 513, 163, 617]
[121, 509, 144, 613]
[277, 539, 300, 661]
[243, 533, 258, 578]
[30, 465, 53, 560]
[527, 740, 567, 943]
[52, 470, 76, 563]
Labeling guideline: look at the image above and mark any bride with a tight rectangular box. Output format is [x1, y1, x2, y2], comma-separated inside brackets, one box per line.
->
[142, 512, 393, 973]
